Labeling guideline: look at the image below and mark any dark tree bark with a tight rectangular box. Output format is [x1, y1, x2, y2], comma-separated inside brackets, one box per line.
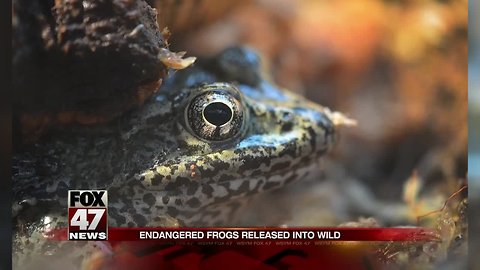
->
[13, 0, 169, 144]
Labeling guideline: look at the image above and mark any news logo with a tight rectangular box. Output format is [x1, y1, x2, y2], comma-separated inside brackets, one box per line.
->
[68, 190, 108, 240]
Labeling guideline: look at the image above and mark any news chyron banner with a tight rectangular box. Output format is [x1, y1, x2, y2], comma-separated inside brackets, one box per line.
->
[68, 190, 108, 240]
[64, 190, 438, 243]
[63, 190, 436, 244]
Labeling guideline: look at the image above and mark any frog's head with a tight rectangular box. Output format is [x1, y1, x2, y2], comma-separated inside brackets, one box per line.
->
[125, 47, 343, 225]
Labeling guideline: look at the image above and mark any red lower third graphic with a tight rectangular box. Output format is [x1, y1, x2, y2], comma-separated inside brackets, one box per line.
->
[46, 227, 439, 270]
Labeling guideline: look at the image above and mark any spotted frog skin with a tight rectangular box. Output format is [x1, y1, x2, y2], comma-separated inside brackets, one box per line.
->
[13, 46, 336, 245]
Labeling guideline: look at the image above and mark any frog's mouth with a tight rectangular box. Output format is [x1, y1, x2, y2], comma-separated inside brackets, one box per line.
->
[188, 157, 321, 206]
[129, 152, 322, 226]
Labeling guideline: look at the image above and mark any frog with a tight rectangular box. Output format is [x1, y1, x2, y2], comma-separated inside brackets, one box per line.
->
[12, 46, 344, 267]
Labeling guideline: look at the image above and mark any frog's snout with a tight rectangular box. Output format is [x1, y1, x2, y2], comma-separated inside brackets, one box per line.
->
[298, 107, 336, 154]
[272, 105, 336, 156]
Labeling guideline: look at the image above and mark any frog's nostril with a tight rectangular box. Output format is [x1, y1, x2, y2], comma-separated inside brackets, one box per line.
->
[281, 122, 294, 132]
[277, 110, 295, 132]
[282, 111, 293, 121]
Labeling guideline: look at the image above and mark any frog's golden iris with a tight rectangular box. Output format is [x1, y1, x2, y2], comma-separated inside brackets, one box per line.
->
[185, 83, 246, 142]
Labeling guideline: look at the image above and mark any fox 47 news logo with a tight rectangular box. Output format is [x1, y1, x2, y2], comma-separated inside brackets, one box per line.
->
[68, 190, 108, 240]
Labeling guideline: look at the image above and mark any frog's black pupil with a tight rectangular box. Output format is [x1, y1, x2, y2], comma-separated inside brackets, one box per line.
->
[204, 102, 232, 126]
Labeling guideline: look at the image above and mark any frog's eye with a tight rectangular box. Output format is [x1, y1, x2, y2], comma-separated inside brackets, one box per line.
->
[186, 83, 245, 141]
